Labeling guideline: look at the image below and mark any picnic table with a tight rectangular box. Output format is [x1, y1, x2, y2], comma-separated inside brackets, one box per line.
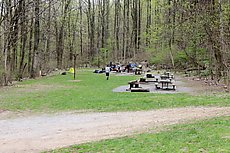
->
[160, 74, 174, 79]
[127, 80, 150, 92]
[144, 74, 159, 82]
[160, 75, 170, 80]
[146, 74, 154, 78]
[135, 68, 142, 75]
[155, 79, 176, 90]
[128, 80, 140, 89]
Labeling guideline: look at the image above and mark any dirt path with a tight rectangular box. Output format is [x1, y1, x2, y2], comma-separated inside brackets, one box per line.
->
[0, 106, 230, 153]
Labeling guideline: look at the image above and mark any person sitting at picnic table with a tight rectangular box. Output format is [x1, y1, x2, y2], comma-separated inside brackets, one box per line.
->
[105, 65, 111, 80]
[126, 63, 131, 73]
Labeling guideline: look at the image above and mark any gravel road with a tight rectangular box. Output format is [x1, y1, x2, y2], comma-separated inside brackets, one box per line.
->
[0, 106, 229, 153]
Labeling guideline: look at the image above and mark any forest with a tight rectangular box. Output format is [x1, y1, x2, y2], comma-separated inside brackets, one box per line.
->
[0, 0, 229, 85]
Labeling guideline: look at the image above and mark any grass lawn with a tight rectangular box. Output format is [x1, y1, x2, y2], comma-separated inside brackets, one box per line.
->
[47, 116, 230, 153]
[1, 70, 229, 153]
[0, 70, 229, 112]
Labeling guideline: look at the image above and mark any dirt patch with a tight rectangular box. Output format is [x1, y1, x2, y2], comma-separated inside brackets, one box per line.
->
[16, 84, 56, 93]
[68, 80, 81, 82]
[0, 106, 229, 153]
[180, 76, 228, 95]
[0, 84, 70, 94]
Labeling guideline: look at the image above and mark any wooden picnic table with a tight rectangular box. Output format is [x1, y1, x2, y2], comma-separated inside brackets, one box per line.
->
[155, 79, 176, 90]
[146, 74, 155, 78]
[135, 69, 142, 75]
[159, 80, 172, 89]
[160, 75, 170, 80]
[128, 80, 140, 89]
[160, 74, 175, 80]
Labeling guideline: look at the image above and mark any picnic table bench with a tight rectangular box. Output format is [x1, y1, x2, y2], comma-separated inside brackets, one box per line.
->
[131, 88, 150, 92]
[139, 78, 146, 82]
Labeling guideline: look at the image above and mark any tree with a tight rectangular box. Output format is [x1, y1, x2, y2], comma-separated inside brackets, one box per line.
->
[31, 0, 40, 78]
[0, 0, 230, 86]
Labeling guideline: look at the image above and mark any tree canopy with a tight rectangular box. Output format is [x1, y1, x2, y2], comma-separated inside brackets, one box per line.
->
[0, 0, 229, 85]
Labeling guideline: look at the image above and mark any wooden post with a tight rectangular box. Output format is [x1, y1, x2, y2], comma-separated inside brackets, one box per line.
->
[228, 69, 230, 91]
[73, 54, 79, 80]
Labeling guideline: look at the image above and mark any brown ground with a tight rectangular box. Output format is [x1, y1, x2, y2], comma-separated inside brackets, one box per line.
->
[0, 106, 230, 153]
[178, 75, 228, 95]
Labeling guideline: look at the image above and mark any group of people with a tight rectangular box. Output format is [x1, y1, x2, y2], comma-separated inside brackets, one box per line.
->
[104, 60, 149, 80]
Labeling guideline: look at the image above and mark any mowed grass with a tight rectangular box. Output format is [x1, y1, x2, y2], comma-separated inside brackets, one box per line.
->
[0, 70, 229, 112]
[48, 116, 230, 153]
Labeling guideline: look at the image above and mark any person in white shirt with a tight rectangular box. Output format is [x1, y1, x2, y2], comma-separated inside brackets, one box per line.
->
[105, 65, 111, 80]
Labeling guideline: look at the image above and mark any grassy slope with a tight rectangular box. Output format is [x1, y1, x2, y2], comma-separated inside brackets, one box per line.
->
[0, 70, 229, 112]
[48, 116, 230, 153]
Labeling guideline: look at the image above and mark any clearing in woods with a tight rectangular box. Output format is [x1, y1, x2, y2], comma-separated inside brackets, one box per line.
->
[0, 71, 229, 153]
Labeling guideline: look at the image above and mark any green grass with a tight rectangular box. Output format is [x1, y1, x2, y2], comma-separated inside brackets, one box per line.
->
[0, 70, 229, 112]
[47, 116, 230, 153]
[1, 70, 229, 152]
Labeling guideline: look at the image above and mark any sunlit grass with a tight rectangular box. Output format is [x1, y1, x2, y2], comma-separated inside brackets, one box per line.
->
[47, 116, 230, 153]
[0, 70, 229, 112]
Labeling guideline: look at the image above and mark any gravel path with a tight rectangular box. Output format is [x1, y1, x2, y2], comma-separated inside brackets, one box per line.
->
[0, 106, 229, 153]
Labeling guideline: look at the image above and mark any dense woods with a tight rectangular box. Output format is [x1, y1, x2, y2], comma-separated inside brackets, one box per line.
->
[0, 0, 229, 85]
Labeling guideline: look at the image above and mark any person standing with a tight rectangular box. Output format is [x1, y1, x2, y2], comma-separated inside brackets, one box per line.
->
[105, 65, 110, 80]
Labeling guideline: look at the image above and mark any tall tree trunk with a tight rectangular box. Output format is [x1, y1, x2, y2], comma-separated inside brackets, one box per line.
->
[137, 0, 141, 50]
[122, 0, 126, 62]
[105, 0, 110, 49]
[56, 0, 71, 69]
[45, 0, 52, 71]
[132, 0, 138, 58]
[211, 0, 224, 80]
[114, 0, 120, 61]
[31, 0, 40, 78]
[28, 15, 34, 75]
[101, 0, 106, 48]
[87, 0, 95, 60]
[19, 0, 27, 79]
[79, 0, 83, 57]
[126, 0, 130, 60]
[11, 0, 21, 72]
[146, 0, 151, 47]
[167, 0, 175, 69]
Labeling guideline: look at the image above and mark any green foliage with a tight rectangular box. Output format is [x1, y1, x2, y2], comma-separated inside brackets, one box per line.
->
[48, 117, 230, 153]
[150, 52, 167, 65]
[0, 67, 4, 85]
[99, 48, 108, 54]
[91, 56, 103, 67]
[174, 51, 188, 68]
